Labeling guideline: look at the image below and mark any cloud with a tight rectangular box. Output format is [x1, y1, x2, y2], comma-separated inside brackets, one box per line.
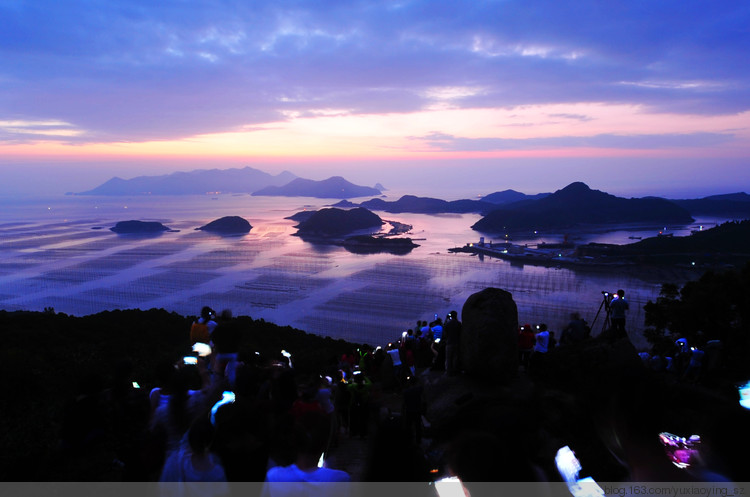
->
[415, 131, 737, 152]
[0, 119, 84, 142]
[1, 0, 749, 144]
[547, 113, 593, 122]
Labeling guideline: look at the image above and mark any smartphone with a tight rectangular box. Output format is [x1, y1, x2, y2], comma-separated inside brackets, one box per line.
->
[192, 342, 212, 357]
[658, 432, 701, 469]
[556, 446, 605, 497]
[434, 476, 465, 497]
[183, 356, 198, 365]
[739, 380, 750, 410]
[210, 391, 236, 425]
[555, 446, 581, 484]
[570, 477, 605, 497]
[132, 381, 140, 389]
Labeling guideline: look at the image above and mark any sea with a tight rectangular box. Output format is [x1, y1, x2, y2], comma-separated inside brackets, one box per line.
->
[0, 190, 727, 350]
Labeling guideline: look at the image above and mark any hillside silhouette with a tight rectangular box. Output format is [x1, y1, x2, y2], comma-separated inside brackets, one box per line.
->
[473, 182, 694, 232]
[252, 176, 381, 199]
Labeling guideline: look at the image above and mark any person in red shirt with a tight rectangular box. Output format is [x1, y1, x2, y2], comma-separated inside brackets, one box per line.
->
[518, 324, 536, 371]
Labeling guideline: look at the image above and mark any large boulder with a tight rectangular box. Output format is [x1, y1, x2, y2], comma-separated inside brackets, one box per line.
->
[460, 288, 519, 381]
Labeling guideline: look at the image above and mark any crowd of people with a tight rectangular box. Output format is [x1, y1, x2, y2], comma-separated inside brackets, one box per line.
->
[58, 295, 736, 490]
[59, 305, 472, 489]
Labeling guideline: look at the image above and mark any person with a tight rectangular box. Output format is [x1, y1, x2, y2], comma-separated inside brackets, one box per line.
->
[401, 375, 425, 445]
[386, 343, 403, 386]
[420, 320, 431, 338]
[347, 371, 371, 438]
[314, 376, 337, 450]
[159, 416, 228, 484]
[263, 411, 350, 497]
[682, 347, 705, 381]
[533, 324, 549, 354]
[443, 310, 462, 376]
[290, 377, 324, 420]
[150, 360, 212, 453]
[609, 289, 629, 338]
[529, 324, 550, 373]
[548, 330, 557, 350]
[560, 312, 588, 346]
[518, 325, 536, 371]
[210, 320, 242, 386]
[430, 318, 443, 341]
[190, 307, 217, 345]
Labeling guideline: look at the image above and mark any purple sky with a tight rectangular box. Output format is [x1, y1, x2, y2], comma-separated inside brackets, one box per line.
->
[1, 0, 749, 198]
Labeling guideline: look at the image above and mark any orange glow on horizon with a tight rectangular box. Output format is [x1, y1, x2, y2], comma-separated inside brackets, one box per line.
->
[1, 104, 748, 164]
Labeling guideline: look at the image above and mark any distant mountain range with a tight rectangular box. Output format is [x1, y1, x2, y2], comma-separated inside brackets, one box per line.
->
[75, 167, 384, 199]
[333, 189, 552, 214]
[252, 176, 381, 199]
[334, 195, 497, 214]
[76, 167, 297, 196]
[481, 189, 551, 205]
[75, 166, 749, 227]
[472, 182, 695, 233]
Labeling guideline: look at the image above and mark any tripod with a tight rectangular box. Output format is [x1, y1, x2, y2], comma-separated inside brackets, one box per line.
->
[590, 293, 612, 333]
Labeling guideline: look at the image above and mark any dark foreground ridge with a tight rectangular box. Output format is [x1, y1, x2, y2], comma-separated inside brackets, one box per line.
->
[1, 265, 749, 485]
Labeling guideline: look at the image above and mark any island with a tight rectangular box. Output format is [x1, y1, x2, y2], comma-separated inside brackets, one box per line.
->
[196, 216, 252, 234]
[76, 166, 296, 195]
[338, 235, 419, 255]
[110, 220, 172, 234]
[293, 207, 384, 237]
[253, 176, 381, 199]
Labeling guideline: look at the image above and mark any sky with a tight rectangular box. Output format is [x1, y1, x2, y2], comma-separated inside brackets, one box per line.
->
[1, 0, 749, 198]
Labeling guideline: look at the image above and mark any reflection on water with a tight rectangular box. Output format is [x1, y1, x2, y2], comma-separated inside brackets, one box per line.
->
[0, 193, 713, 349]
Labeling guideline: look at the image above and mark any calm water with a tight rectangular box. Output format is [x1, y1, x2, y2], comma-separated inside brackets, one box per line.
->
[0, 191, 718, 349]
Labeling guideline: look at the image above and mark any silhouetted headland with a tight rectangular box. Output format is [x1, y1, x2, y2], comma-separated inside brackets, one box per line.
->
[472, 182, 694, 233]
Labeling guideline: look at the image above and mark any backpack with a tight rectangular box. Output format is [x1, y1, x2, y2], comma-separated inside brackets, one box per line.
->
[190, 320, 210, 344]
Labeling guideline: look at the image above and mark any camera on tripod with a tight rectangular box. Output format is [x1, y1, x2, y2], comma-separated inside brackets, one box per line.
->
[590, 291, 614, 332]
